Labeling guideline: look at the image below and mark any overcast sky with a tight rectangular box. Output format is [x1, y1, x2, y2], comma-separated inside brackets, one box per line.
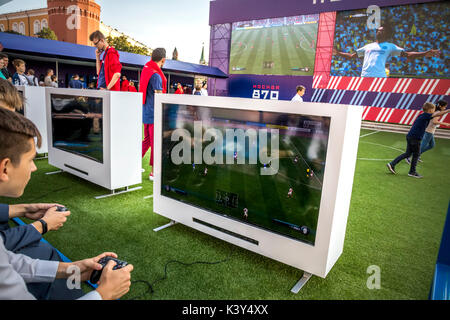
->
[0, 0, 211, 63]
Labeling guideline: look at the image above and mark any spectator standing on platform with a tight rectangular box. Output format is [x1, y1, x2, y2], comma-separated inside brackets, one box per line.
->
[201, 81, 208, 96]
[69, 74, 83, 89]
[0, 58, 6, 81]
[44, 69, 54, 87]
[121, 75, 129, 91]
[50, 75, 58, 88]
[139, 48, 167, 181]
[0, 54, 11, 81]
[174, 83, 184, 94]
[25, 70, 39, 86]
[128, 81, 137, 92]
[12, 60, 29, 86]
[291, 85, 306, 102]
[192, 83, 204, 96]
[90, 31, 122, 91]
[79, 76, 87, 89]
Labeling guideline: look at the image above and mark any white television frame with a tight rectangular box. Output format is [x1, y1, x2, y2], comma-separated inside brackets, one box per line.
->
[16, 86, 48, 154]
[46, 88, 143, 192]
[153, 94, 362, 283]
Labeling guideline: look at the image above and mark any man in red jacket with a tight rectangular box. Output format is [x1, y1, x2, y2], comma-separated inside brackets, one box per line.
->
[139, 48, 167, 181]
[89, 31, 122, 91]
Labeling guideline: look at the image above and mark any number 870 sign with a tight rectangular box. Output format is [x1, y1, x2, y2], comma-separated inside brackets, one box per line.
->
[252, 89, 279, 100]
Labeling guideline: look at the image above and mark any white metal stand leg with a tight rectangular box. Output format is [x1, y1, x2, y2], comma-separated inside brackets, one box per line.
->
[153, 220, 178, 232]
[95, 186, 142, 199]
[291, 272, 313, 294]
[35, 153, 48, 160]
[46, 170, 63, 175]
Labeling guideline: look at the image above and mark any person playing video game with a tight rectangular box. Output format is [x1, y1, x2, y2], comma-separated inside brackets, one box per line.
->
[334, 25, 440, 78]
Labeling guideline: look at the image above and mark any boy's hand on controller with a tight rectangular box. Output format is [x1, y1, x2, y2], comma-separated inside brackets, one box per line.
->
[96, 260, 134, 300]
[42, 206, 71, 231]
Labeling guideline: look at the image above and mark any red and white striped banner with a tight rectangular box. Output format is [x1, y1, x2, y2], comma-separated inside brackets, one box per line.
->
[361, 106, 450, 126]
[314, 76, 450, 96]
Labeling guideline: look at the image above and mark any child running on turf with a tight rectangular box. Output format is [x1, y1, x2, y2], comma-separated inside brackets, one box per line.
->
[387, 102, 450, 178]
[406, 100, 449, 164]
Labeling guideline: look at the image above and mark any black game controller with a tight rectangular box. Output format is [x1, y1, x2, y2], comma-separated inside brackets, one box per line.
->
[56, 206, 68, 212]
[90, 256, 128, 284]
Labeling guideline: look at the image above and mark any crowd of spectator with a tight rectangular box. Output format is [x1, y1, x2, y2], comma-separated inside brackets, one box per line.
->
[332, 2, 448, 78]
[234, 14, 319, 30]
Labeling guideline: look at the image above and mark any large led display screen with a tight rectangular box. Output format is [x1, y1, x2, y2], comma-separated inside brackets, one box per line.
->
[331, 1, 449, 79]
[229, 14, 320, 76]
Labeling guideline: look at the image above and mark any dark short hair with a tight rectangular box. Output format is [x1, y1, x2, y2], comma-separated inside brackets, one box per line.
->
[0, 53, 7, 59]
[151, 48, 166, 62]
[0, 108, 41, 166]
[0, 79, 24, 112]
[89, 30, 105, 42]
[437, 100, 448, 108]
[296, 85, 305, 92]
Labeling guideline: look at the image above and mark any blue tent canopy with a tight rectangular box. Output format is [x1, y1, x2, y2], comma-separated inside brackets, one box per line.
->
[0, 32, 228, 78]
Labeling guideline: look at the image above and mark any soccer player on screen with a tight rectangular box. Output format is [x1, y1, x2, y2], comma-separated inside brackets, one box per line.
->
[243, 208, 248, 220]
[287, 187, 293, 198]
[334, 26, 440, 78]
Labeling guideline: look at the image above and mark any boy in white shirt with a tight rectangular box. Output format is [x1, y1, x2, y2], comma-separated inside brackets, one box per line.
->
[291, 85, 305, 102]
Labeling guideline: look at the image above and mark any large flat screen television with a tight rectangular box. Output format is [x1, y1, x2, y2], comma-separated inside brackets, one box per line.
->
[46, 88, 142, 191]
[229, 14, 320, 76]
[161, 104, 330, 245]
[154, 95, 363, 279]
[51, 94, 104, 163]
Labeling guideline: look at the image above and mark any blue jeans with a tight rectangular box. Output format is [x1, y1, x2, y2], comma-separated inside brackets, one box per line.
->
[391, 137, 421, 174]
[420, 132, 435, 155]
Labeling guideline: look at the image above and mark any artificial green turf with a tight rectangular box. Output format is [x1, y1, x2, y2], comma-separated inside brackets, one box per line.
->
[1, 129, 449, 300]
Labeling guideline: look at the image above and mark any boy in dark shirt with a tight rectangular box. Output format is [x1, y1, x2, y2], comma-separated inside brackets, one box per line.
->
[387, 102, 450, 178]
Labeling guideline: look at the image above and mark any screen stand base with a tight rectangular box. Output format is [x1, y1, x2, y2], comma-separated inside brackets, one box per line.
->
[46, 170, 63, 175]
[95, 186, 143, 200]
[291, 272, 313, 294]
[35, 153, 48, 160]
[153, 220, 178, 232]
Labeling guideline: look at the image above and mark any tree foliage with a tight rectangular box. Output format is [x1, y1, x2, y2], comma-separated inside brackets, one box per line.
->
[36, 27, 58, 40]
[106, 35, 150, 56]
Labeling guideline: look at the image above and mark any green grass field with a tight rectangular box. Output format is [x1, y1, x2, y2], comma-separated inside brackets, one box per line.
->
[1, 129, 449, 300]
[229, 23, 318, 76]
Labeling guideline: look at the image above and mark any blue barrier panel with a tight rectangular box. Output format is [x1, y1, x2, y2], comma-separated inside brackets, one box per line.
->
[430, 202, 450, 300]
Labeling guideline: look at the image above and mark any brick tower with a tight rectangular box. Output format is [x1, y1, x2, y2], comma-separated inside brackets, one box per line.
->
[47, 0, 101, 46]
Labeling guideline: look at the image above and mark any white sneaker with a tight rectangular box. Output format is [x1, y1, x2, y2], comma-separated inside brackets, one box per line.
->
[149, 173, 154, 181]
